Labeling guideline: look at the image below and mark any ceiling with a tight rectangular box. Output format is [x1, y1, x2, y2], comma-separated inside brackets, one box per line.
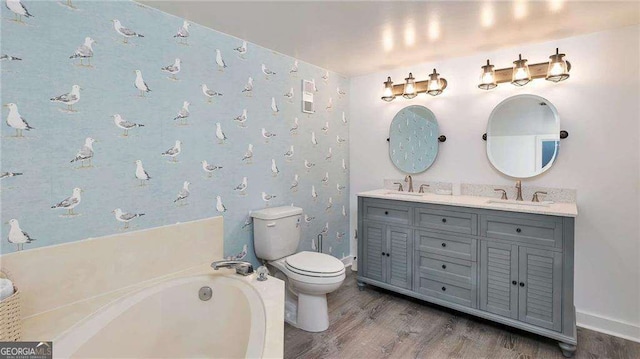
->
[140, 1, 640, 76]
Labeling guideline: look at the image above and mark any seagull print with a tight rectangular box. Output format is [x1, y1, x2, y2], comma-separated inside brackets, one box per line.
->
[304, 160, 315, 172]
[304, 214, 315, 225]
[227, 244, 248, 260]
[0, 172, 22, 180]
[173, 101, 190, 125]
[321, 172, 329, 185]
[242, 77, 253, 96]
[134, 70, 151, 96]
[50, 85, 81, 112]
[271, 159, 279, 177]
[262, 64, 276, 79]
[51, 187, 82, 216]
[7, 219, 35, 251]
[325, 147, 333, 161]
[337, 135, 346, 145]
[311, 185, 318, 201]
[0, 54, 21, 61]
[271, 97, 279, 115]
[322, 70, 329, 81]
[4, 103, 34, 137]
[70, 137, 95, 168]
[5, 0, 33, 23]
[161, 140, 182, 162]
[290, 174, 299, 192]
[325, 197, 333, 212]
[234, 177, 248, 195]
[161, 58, 181, 80]
[289, 60, 298, 76]
[113, 114, 144, 136]
[134, 160, 151, 186]
[234, 41, 248, 58]
[261, 128, 276, 143]
[342, 111, 348, 125]
[201, 160, 222, 177]
[215, 123, 227, 144]
[337, 86, 346, 96]
[174, 181, 190, 205]
[215, 49, 227, 71]
[216, 196, 227, 212]
[326, 97, 333, 111]
[261, 192, 276, 207]
[321, 121, 329, 134]
[290, 117, 299, 135]
[112, 208, 145, 229]
[284, 145, 294, 161]
[69, 37, 96, 67]
[112, 19, 144, 43]
[174, 20, 190, 45]
[311, 131, 318, 146]
[233, 109, 247, 127]
[284, 87, 294, 102]
[242, 144, 253, 164]
[202, 84, 222, 103]
[337, 183, 346, 194]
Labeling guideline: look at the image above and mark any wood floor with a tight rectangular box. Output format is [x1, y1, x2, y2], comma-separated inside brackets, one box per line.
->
[284, 271, 640, 359]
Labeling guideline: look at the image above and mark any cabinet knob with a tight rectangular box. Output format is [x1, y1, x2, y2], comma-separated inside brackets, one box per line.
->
[442, 264, 447, 270]
[441, 286, 446, 291]
[512, 280, 517, 286]
[384, 211, 389, 215]
[441, 242, 447, 247]
[386, 253, 390, 257]
[516, 228, 522, 233]
[519, 282, 525, 287]
[441, 218, 447, 223]
[381, 252, 385, 256]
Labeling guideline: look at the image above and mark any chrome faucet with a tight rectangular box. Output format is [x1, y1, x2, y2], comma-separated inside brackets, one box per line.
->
[393, 182, 404, 191]
[404, 175, 414, 192]
[515, 180, 523, 201]
[419, 184, 429, 193]
[211, 260, 254, 276]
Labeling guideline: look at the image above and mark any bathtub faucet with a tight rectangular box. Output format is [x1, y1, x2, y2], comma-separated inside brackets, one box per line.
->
[211, 260, 254, 276]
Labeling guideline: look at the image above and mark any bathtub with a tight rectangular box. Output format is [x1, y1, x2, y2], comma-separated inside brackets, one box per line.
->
[53, 272, 284, 358]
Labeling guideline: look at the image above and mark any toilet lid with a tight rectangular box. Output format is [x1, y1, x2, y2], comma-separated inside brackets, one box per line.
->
[285, 251, 345, 275]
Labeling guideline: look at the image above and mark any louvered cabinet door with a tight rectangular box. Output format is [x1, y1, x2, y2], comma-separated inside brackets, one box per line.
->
[518, 247, 563, 331]
[387, 226, 412, 289]
[361, 221, 386, 282]
[479, 241, 519, 319]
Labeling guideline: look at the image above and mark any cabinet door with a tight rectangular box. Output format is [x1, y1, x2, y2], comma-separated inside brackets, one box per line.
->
[518, 247, 563, 331]
[479, 241, 519, 319]
[387, 226, 412, 289]
[361, 221, 386, 282]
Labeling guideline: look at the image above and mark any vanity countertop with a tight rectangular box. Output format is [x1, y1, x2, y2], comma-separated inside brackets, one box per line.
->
[358, 189, 578, 217]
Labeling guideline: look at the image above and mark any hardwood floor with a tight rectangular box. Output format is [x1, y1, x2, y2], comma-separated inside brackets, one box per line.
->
[284, 271, 640, 359]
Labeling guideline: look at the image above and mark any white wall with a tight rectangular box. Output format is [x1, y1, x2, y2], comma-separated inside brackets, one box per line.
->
[348, 25, 640, 341]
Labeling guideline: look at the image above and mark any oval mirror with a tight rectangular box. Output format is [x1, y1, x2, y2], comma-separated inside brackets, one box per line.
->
[389, 105, 440, 174]
[487, 94, 560, 178]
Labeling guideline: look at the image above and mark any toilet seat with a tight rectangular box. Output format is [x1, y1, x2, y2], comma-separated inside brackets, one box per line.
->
[285, 251, 345, 278]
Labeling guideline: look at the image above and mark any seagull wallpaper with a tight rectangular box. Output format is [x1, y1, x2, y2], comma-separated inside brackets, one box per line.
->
[0, 1, 350, 265]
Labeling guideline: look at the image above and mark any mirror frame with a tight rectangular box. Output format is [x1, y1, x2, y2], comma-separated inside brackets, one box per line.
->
[486, 94, 560, 178]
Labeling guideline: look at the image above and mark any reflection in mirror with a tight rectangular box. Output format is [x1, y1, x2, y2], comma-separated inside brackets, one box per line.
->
[487, 94, 560, 178]
[389, 105, 439, 174]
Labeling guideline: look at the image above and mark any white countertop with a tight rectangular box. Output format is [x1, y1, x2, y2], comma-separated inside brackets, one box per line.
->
[358, 189, 578, 217]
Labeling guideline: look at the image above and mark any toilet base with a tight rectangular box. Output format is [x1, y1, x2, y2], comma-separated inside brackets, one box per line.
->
[296, 293, 329, 332]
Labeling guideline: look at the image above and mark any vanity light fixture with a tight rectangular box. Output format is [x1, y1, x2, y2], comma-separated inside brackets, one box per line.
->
[511, 54, 531, 86]
[478, 59, 497, 90]
[381, 76, 395, 102]
[381, 70, 448, 101]
[402, 72, 417, 99]
[478, 48, 571, 90]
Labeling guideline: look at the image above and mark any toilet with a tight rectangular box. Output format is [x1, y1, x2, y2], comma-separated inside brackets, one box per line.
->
[252, 206, 345, 332]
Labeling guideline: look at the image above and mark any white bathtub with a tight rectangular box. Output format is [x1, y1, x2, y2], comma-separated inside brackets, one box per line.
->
[53, 273, 283, 358]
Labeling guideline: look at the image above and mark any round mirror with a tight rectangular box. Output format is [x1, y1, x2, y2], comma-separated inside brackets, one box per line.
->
[487, 94, 560, 178]
[389, 105, 440, 174]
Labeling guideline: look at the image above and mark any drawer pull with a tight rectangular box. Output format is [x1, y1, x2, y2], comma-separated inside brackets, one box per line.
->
[385, 211, 389, 215]
[441, 286, 446, 291]
[381, 252, 385, 256]
[519, 282, 525, 287]
[441, 242, 447, 247]
[512, 280, 517, 286]
[441, 264, 447, 270]
[516, 228, 522, 233]
[441, 218, 447, 223]
[386, 253, 390, 257]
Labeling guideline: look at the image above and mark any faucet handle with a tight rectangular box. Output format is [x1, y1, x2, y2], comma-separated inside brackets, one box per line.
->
[419, 184, 430, 193]
[393, 182, 404, 191]
[494, 189, 508, 200]
[532, 191, 547, 202]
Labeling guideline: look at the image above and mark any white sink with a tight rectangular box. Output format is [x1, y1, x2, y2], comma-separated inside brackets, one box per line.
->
[384, 191, 423, 197]
[485, 199, 552, 208]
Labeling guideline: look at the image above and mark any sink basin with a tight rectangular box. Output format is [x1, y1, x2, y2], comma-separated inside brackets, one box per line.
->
[384, 191, 423, 197]
[485, 199, 552, 208]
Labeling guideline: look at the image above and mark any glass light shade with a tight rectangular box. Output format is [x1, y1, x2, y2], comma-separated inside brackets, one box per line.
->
[403, 73, 417, 99]
[511, 54, 531, 86]
[381, 76, 396, 101]
[478, 59, 497, 90]
[426, 69, 445, 96]
[546, 48, 570, 82]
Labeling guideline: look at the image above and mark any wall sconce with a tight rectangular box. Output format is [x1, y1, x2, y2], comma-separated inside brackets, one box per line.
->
[381, 69, 448, 101]
[478, 48, 571, 90]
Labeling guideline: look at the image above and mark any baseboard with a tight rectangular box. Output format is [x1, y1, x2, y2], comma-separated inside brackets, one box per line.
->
[577, 311, 640, 343]
[340, 256, 352, 268]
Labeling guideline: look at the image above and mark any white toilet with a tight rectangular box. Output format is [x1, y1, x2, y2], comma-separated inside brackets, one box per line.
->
[252, 206, 345, 332]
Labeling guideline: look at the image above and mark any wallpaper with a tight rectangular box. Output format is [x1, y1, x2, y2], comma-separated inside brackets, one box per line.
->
[0, 1, 350, 265]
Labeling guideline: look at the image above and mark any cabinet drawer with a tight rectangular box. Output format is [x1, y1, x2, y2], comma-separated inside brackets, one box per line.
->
[415, 230, 477, 261]
[416, 253, 476, 287]
[480, 214, 563, 249]
[362, 199, 411, 225]
[416, 277, 476, 308]
[415, 206, 477, 235]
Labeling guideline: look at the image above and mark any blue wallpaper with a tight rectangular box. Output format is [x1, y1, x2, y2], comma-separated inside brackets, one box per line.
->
[0, 1, 350, 264]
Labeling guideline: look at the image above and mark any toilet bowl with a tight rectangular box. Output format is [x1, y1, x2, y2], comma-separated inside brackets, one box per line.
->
[251, 206, 345, 332]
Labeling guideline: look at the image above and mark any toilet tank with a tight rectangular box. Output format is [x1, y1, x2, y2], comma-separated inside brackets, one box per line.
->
[251, 206, 303, 260]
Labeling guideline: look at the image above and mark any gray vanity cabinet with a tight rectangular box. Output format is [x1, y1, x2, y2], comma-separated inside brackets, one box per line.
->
[357, 196, 577, 357]
[361, 220, 413, 290]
